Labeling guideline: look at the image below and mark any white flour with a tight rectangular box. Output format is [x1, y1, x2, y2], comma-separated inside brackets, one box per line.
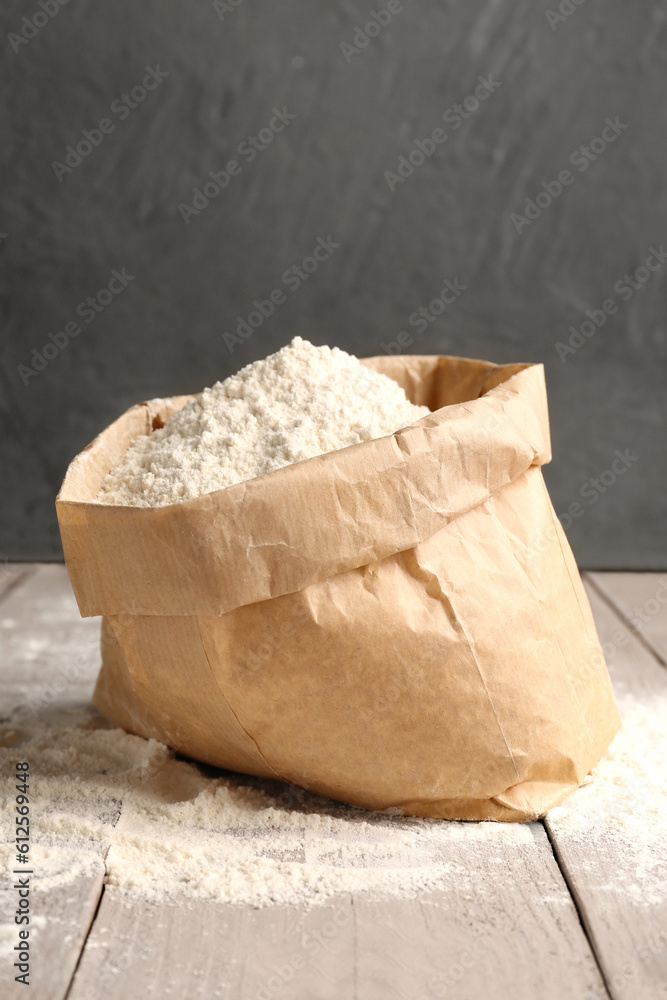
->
[98, 337, 429, 507]
[0, 705, 529, 910]
[1, 691, 664, 910]
[547, 692, 667, 906]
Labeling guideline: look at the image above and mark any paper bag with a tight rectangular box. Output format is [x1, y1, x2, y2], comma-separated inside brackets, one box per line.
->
[56, 354, 620, 821]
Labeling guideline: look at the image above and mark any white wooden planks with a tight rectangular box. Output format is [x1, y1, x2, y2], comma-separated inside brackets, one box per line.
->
[67, 824, 608, 999]
[0, 563, 100, 714]
[544, 575, 667, 1000]
[589, 572, 667, 667]
[5, 568, 667, 999]
[0, 564, 35, 603]
[0, 565, 106, 1000]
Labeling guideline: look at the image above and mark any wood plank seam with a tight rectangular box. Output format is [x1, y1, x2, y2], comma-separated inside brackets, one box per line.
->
[549, 573, 667, 999]
[63, 882, 108, 1000]
[585, 573, 667, 670]
[541, 819, 613, 1000]
[0, 564, 37, 603]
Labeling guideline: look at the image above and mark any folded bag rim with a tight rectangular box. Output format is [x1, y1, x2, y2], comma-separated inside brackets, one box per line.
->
[56, 354, 551, 619]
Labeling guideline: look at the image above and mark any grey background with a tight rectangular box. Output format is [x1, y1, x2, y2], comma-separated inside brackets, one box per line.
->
[1, 0, 665, 567]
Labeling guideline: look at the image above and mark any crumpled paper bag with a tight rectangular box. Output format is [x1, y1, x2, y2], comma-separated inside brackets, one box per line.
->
[56, 354, 620, 821]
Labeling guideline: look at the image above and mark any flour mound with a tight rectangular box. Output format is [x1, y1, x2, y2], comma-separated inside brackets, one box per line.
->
[2, 693, 665, 910]
[547, 693, 667, 906]
[0, 705, 532, 910]
[98, 337, 429, 507]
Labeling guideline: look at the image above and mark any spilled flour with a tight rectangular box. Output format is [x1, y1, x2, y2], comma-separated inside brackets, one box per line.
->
[0, 705, 531, 910]
[1, 692, 665, 910]
[547, 692, 667, 906]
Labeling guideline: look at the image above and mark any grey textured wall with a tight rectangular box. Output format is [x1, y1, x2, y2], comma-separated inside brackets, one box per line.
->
[1, 0, 665, 566]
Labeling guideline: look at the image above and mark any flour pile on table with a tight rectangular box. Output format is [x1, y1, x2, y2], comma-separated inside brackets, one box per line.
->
[0, 705, 529, 909]
[547, 693, 667, 906]
[97, 337, 429, 507]
[0, 693, 665, 909]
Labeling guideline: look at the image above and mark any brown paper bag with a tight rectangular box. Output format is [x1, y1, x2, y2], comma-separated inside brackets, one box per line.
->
[56, 354, 620, 821]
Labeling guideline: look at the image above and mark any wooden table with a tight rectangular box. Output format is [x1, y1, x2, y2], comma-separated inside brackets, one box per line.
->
[1, 565, 665, 1000]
